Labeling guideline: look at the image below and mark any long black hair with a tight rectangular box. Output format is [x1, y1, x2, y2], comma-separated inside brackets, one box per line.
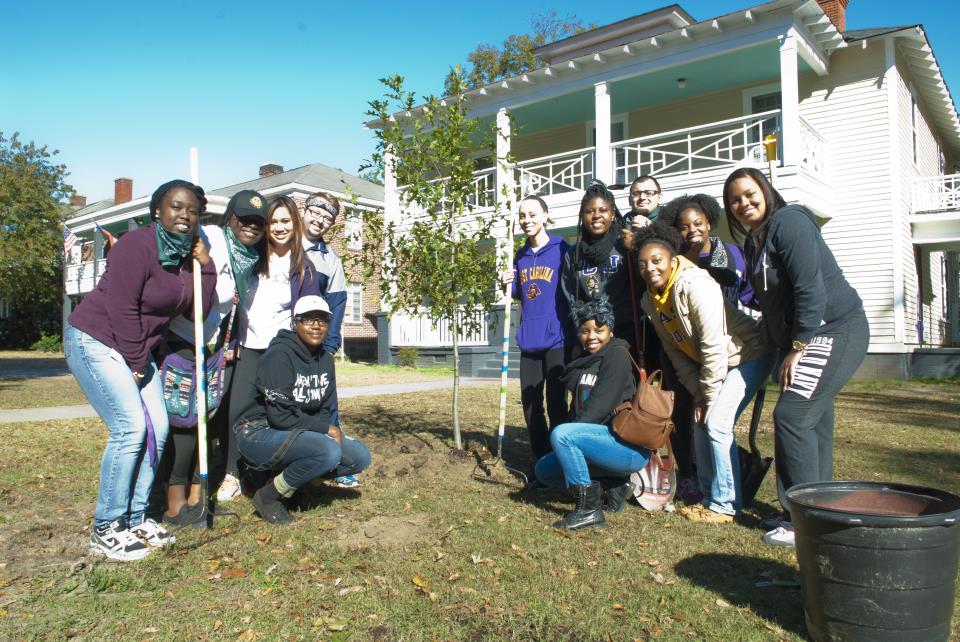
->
[722, 167, 787, 243]
[149, 180, 207, 220]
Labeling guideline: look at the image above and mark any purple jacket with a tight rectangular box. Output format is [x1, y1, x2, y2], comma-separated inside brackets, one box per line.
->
[69, 224, 217, 372]
[511, 234, 573, 352]
[696, 238, 757, 309]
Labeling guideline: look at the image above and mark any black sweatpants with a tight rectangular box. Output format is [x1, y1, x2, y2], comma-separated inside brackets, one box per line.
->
[228, 345, 265, 467]
[774, 312, 870, 514]
[519, 348, 567, 460]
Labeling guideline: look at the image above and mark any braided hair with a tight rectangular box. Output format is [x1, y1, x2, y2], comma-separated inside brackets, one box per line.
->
[149, 180, 207, 220]
[569, 294, 616, 330]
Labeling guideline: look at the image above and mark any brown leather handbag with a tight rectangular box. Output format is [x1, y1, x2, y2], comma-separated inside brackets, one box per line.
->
[611, 349, 675, 450]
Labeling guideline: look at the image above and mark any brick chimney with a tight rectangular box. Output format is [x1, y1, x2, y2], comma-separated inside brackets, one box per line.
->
[816, 0, 849, 32]
[259, 162, 283, 178]
[114, 177, 133, 205]
[70, 194, 87, 208]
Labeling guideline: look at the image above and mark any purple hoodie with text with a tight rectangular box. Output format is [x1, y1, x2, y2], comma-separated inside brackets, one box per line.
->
[511, 234, 574, 352]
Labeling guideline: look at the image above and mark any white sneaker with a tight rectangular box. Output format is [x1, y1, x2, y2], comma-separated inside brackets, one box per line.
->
[762, 524, 795, 547]
[90, 520, 151, 561]
[216, 474, 242, 502]
[131, 518, 176, 548]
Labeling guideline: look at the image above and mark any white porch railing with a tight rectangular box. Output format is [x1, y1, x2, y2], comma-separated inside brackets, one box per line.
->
[390, 307, 489, 347]
[401, 168, 496, 218]
[64, 259, 107, 296]
[515, 147, 595, 197]
[612, 110, 782, 179]
[799, 117, 827, 175]
[913, 174, 960, 213]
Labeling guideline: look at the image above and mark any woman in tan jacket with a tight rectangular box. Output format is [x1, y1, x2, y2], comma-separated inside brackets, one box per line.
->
[634, 223, 774, 522]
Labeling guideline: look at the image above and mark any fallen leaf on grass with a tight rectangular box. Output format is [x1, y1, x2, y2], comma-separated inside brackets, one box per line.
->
[611, 603, 624, 611]
[265, 564, 278, 575]
[715, 598, 731, 609]
[650, 572, 666, 585]
[237, 629, 257, 641]
[213, 620, 223, 631]
[220, 568, 247, 580]
[411, 574, 430, 589]
[142, 628, 157, 634]
[447, 573, 460, 582]
[338, 586, 365, 596]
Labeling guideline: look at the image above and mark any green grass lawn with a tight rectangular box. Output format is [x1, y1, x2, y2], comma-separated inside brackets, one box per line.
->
[0, 379, 958, 640]
[0, 352, 452, 410]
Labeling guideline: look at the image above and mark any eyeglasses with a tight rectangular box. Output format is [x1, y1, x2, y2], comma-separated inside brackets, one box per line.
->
[630, 190, 661, 198]
[295, 316, 329, 327]
[305, 207, 336, 222]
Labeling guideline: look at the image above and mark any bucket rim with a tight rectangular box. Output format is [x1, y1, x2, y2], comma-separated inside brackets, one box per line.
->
[785, 480, 960, 527]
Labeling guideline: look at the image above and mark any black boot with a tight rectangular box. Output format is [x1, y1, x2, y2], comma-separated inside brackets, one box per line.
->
[603, 481, 636, 513]
[553, 482, 605, 531]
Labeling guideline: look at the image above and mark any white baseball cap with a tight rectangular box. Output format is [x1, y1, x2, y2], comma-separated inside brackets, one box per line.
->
[293, 295, 330, 318]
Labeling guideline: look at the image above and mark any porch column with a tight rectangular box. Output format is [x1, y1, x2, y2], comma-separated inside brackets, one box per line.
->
[779, 31, 800, 167]
[594, 81, 613, 184]
[93, 230, 103, 282]
[495, 107, 514, 306]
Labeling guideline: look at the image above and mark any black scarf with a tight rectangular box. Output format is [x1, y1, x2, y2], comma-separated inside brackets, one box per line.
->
[576, 218, 623, 267]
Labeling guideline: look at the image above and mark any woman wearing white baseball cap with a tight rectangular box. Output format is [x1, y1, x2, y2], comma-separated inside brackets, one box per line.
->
[233, 295, 371, 524]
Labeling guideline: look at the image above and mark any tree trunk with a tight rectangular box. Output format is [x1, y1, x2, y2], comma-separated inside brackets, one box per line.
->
[451, 306, 462, 450]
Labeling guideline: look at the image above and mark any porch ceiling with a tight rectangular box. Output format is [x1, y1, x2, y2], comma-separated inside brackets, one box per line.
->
[511, 42, 812, 137]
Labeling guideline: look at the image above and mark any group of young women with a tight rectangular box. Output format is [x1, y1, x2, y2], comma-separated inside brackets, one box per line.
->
[65, 180, 369, 561]
[507, 168, 867, 546]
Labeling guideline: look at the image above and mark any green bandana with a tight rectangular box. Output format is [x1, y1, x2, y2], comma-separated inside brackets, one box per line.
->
[155, 222, 195, 268]
[223, 226, 259, 304]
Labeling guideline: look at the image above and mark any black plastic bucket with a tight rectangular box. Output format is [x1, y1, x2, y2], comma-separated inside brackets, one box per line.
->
[786, 481, 960, 641]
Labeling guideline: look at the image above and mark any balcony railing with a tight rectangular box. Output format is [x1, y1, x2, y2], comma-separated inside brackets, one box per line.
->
[799, 117, 827, 175]
[400, 167, 496, 218]
[913, 173, 960, 213]
[64, 259, 107, 295]
[389, 307, 488, 347]
[515, 147, 595, 197]
[612, 110, 782, 179]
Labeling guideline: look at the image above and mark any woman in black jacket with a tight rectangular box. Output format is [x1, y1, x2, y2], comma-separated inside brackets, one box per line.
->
[234, 295, 370, 524]
[723, 167, 869, 548]
[534, 296, 650, 532]
[561, 181, 639, 355]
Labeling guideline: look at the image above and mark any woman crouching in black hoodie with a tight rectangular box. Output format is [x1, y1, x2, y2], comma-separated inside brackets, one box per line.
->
[534, 296, 650, 531]
[234, 295, 371, 524]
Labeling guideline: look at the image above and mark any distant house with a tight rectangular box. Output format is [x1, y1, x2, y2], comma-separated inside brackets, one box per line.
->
[374, 0, 960, 379]
[62, 164, 385, 359]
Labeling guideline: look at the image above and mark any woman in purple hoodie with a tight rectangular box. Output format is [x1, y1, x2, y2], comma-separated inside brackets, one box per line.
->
[64, 180, 216, 561]
[500, 195, 573, 460]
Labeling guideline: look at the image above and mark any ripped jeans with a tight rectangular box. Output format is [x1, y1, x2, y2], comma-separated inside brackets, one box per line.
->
[235, 420, 370, 489]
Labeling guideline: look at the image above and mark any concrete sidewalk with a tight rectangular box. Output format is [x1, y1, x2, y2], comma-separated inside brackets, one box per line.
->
[0, 377, 498, 424]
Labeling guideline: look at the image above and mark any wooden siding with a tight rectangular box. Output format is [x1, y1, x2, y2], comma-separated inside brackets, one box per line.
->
[798, 43, 897, 344]
[896, 49, 953, 346]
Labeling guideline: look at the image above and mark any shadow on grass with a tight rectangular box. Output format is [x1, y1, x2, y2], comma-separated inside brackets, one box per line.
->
[839, 390, 960, 433]
[838, 442, 960, 492]
[674, 553, 805, 637]
[347, 400, 533, 470]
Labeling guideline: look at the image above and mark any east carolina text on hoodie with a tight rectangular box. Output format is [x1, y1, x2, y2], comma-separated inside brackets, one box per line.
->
[243, 329, 339, 432]
[511, 234, 573, 352]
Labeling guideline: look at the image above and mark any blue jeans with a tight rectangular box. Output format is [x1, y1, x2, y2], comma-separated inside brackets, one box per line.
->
[535, 422, 651, 488]
[694, 354, 775, 515]
[235, 421, 371, 488]
[63, 323, 169, 528]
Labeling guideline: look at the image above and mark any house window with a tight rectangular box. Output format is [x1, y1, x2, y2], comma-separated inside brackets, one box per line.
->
[587, 115, 628, 184]
[0, 300, 11, 319]
[345, 282, 363, 324]
[751, 92, 782, 142]
[344, 210, 362, 250]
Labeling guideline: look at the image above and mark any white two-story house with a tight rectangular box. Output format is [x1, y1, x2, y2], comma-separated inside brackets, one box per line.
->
[375, 0, 960, 379]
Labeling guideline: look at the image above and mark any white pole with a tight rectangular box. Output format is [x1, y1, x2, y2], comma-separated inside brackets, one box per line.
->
[189, 147, 200, 185]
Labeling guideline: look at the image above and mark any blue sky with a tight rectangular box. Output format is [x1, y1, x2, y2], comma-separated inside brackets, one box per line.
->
[2, 1, 957, 202]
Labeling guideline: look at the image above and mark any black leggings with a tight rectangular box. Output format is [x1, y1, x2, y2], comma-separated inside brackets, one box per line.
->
[519, 348, 567, 459]
[774, 312, 870, 515]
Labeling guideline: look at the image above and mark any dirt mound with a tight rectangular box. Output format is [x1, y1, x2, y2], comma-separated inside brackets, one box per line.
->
[332, 512, 433, 549]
